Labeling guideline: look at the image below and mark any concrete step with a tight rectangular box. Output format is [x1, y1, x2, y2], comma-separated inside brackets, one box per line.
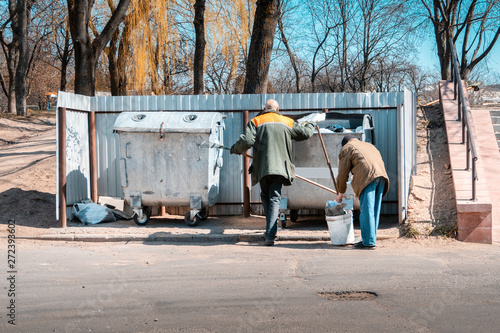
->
[497, 133, 500, 140]
[490, 110, 500, 117]
[491, 115, 500, 124]
[494, 124, 500, 132]
[498, 140, 500, 148]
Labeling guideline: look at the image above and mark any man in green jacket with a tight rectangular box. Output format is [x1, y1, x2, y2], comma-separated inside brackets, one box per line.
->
[230, 99, 315, 246]
[336, 135, 389, 249]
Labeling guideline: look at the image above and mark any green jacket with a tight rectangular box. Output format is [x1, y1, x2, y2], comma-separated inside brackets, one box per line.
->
[230, 110, 315, 186]
[337, 138, 389, 198]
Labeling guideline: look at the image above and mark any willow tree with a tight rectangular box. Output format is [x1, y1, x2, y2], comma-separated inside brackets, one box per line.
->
[244, 0, 281, 94]
[67, 0, 131, 96]
[204, 0, 255, 93]
[101, 0, 255, 95]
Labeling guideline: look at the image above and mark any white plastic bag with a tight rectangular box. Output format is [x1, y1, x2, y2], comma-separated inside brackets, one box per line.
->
[297, 113, 326, 123]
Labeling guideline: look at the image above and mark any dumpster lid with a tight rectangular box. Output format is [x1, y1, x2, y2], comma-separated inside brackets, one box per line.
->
[113, 112, 224, 133]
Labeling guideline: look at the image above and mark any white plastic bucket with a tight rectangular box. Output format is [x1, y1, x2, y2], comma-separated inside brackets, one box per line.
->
[326, 212, 355, 245]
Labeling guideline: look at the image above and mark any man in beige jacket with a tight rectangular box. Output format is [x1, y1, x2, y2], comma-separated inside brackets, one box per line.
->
[336, 135, 389, 249]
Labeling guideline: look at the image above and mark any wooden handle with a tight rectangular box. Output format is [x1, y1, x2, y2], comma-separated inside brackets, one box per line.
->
[316, 125, 338, 191]
[295, 174, 338, 195]
[241, 151, 338, 195]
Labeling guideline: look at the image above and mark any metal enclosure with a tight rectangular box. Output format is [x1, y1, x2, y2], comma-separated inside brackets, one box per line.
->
[113, 112, 225, 224]
[282, 113, 374, 218]
[57, 90, 416, 224]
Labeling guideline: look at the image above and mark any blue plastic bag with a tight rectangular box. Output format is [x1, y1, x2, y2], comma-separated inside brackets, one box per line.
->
[72, 200, 116, 224]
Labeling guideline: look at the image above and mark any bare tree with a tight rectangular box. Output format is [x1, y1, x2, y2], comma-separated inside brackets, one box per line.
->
[243, 0, 281, 94]
[67, 0, 131, 96]
[420, 0, 500, 80]
[193, 0, 206, 95]
[0, 0, 50, 115]
[306, 0, 343, 93]
[276, 1, 301, 92]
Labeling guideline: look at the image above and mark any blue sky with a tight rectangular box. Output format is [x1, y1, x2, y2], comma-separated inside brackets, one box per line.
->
[417, 36, 500, 84]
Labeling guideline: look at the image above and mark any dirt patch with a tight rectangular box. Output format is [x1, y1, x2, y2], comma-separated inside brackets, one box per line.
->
[0, 111, 55, 146]
[404, 105, 457, 237]
[0, 111, 58, 235]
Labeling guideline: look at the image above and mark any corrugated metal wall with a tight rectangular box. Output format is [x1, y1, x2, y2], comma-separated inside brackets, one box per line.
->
[57, 91, 415, 220]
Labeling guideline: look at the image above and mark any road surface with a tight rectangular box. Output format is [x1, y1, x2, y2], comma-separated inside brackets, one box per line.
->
[1, 239, 499, 332]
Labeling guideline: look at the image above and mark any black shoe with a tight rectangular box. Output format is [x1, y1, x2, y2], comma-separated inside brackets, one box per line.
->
[264, 238, 275, 246]
[354, 241, 375, 249]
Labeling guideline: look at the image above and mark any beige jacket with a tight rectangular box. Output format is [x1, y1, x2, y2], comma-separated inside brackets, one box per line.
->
[337, 138, 389, 198]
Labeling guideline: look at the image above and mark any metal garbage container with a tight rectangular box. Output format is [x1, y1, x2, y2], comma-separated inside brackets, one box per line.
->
[113, 111, 225, 226]
[281, 112, 374, 225]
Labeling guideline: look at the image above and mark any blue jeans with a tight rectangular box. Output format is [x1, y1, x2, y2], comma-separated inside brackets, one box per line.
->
[359, 178, 385, 246]
[260, 175, 284, 240]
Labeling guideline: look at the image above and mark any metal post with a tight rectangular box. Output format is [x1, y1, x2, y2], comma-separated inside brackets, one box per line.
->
[472, 158, 477, 201]
[58, 107, 67, 228]
[243, 110, 251, 217]
[88, 111, 98, 203]
[461, 102, 465, 144]
[466, 133, 470, 171]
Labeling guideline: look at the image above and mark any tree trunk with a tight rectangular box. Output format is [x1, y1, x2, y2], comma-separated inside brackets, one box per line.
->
[243, 0, 280, 94]
[14, 0, 30, 116]
[67, 0, 131, 96]
[277, 15, 300, 93]
[6, 47, 18, 114]
[59, 26, 71, 92]
[193, 0, 206, 95]
[108, 29, 121, 96]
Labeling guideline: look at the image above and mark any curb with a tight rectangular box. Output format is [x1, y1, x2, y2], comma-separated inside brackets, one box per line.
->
[17, 233, 332, 243]
[16, 233, 397, 243]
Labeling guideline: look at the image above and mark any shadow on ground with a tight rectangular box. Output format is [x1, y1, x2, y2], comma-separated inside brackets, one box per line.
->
[0, 188, 57, 228]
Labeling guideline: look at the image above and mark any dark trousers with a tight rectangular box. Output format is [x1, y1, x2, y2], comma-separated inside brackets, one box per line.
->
[259, 175, 285, 240]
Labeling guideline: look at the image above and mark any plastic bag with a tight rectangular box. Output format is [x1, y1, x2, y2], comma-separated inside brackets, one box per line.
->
[297, 113, 326, 123]
[72, 200, 116, 224]
[325, 200, 347, 216]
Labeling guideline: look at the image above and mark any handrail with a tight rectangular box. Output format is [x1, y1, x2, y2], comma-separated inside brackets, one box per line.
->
[449, 37, 478, 201]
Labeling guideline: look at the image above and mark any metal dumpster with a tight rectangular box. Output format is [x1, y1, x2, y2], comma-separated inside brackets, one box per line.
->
[281, 112, 374, 225]
[113, 112, 225, 226]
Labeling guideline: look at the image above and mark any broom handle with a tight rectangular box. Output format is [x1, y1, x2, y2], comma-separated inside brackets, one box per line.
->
[295, 175, 338, 195]
[316, 125, 338, 192]
[240, 151, 338, 195]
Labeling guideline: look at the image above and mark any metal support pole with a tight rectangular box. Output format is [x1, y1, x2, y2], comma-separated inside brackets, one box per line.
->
[243, 110, 251, 217]
[453, 74, 457, 101]
[472, 158, 477, 201]
[466, 133, 470, 171]
[58, 107, 67, 228]
[461, 103, 465, 144]
[88, 111, 98, 203]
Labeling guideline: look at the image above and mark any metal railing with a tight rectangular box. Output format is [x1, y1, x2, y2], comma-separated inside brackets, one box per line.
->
[449, 37, 478, 201]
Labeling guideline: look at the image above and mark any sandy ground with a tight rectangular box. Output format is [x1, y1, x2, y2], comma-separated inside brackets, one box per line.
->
[405, 105, 458, 237]
[0, 107, 459, 245]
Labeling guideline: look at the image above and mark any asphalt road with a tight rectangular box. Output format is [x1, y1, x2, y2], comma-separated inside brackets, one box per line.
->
[1, 239, 500, 332]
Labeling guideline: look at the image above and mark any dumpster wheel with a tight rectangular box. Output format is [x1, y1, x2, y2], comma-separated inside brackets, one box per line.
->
[199, 208, 209, 220]
[184, 212, 201, 227]
[290, 210, 299, 222]
[134, 207, 151, 226]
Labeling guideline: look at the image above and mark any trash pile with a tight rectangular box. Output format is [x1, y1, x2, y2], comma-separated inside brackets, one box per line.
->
[324, 198, 354, 216]
[325, 200, 347, 216]
[72, 199, 133, 224]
